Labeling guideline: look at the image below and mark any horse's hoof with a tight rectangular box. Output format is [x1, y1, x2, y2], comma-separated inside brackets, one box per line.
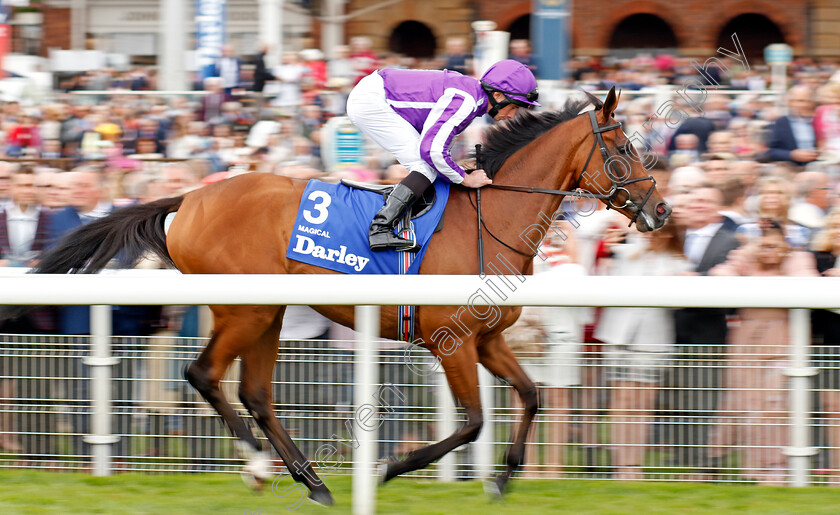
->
[240, 470, 268, 492]
[483, 475, 507, 500]
[308, 488, 335, 506]
[377, 457, 398, 484]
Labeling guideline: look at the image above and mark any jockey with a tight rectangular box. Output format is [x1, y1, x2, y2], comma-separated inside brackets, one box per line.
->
[346, 59, 540, 252]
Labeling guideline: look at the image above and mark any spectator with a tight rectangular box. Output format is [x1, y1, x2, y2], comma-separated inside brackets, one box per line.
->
[706, 131, 735, 155]
[764, 85, 819, 165]
[596, 221, 692, 481]
[814, 81, 840, 158]
[215, 44, 242, 95]
[269, 52, 308, 108]
[667, 166, 706, 197]
[670, 133, 702, 164]
[441, 37, 472, 76]
[708, 222, 818, 484]
[348, 37, 379, 84]
[789, 171, 831, 230]
[48, 168, 160, 463]
[0, 166, 51, 268]
[6, 112, 41, 157]
[666, 186, 740, 469]
[507, 222, 585, 477]
[0, 162, 14, 203]
[509, 39, 535, 72]
[40, 139, 63, 159]
[667, 116, 716, 155]
[252, 43, 275, 94]
[327, 45, 355, 84]
[810, 208, 840, 484]
[300, 48, 327, 90]
[718, 175, 749, 231]
[169, 120, 209, 158]
[199, 77, 227, 122]
[737, 176, 812, 249]
[702, 155, 735, 188]
[0, 165, 55, 340]
[39, 170, 71, 209]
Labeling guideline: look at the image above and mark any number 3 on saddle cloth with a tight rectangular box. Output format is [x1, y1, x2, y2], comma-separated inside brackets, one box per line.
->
[286, 178, 450, 342]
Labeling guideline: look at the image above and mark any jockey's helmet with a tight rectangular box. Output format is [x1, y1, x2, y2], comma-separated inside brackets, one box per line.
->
[480, 59, 541, 117]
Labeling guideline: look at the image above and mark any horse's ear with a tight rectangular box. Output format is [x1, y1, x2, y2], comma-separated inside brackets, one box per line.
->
[602, 86, 618, 120]
[582, 89, 603, 111]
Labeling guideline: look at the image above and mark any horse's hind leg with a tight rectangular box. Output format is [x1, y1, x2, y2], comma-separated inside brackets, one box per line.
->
[183, 306, 279, 486]
[238, 310, 334, 506]
[382, 343, 482, 482]
[478, 334, 539, 496]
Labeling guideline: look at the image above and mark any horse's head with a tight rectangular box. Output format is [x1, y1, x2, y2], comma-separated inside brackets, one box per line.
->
[573, 87, 671, 232]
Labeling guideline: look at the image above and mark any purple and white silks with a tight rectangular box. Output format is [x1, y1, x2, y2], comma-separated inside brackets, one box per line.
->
[378, 68, 488, 183]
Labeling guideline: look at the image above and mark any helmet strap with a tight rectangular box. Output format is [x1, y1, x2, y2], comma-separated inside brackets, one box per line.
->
[486, 92, 512, 119]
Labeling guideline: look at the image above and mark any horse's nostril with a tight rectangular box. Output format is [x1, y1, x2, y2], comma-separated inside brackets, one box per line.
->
[655, 203, 671, 218]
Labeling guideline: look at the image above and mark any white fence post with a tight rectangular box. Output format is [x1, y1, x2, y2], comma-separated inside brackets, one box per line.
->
[436, 369, 457, 481]
[474, 365, 495, 479]
[83, 305, 119, 476]
[353, 305, 379, 515]
[785, 308, 818, 486]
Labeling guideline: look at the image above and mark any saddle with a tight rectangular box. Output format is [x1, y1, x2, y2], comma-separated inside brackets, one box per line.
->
[341, 179, 436, 219]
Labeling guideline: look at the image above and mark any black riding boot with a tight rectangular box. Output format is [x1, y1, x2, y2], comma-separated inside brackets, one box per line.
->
[368, 183, 421, 252]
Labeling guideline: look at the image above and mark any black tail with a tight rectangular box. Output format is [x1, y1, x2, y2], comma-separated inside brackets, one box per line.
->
[34, 195, 184, 275]
[0, 196, 184, 322]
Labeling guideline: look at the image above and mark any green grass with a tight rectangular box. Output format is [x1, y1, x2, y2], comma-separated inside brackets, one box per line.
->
[1, 470, 840, 514]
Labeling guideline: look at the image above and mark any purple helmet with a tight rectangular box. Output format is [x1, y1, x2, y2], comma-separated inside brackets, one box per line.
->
[480, 59, 540, 109]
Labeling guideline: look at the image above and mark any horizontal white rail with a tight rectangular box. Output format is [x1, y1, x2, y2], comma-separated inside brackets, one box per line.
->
[0, 273, 837, 308]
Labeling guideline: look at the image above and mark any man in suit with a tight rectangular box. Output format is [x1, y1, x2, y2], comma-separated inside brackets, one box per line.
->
[214, 44, 242, 96]
[764, 85, 819, 165]
[665, 186, 740, 469]
[49, 169, 158, 462]
[667, 116, 716, 155]
[0, 165, 54, 331]
[0, 166, 51, 267]
[252, 43, 274, 94]
[0, 165, 55, 455]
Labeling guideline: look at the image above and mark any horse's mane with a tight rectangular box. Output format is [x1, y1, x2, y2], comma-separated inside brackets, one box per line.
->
[479, 95, 602, 177]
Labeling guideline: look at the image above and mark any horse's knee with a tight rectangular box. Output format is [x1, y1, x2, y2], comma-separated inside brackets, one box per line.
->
[520, 383, 539, 417]
[462, 409, 484, 443]
[239, 386, 272, 421]
[184, 362, 214, 396]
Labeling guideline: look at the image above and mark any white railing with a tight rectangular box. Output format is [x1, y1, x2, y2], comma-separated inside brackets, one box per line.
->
[1, 272, 839, 515]
[0, 274, 837, 308]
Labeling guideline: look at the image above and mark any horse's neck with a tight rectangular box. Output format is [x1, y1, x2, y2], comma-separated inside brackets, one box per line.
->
[484, 123, 586, 270]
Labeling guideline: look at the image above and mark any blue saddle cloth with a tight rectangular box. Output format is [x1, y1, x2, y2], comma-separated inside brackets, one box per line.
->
[286, 179, 450, 274]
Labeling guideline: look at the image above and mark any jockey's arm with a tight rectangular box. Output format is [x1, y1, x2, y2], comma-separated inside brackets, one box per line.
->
[418, 89, 481, 184]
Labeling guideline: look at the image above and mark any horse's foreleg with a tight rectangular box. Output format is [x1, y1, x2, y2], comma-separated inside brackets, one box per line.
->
[382, 344, 482, 482]
[478, 334, 539, 496]
[237, 313, 334, 506]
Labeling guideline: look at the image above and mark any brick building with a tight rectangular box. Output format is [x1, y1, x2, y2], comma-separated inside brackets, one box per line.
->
[32, 0, 840, 62]
[347, 0, 839, 60]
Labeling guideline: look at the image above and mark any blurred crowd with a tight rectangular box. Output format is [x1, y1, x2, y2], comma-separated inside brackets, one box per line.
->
[0, 37, 839, 483]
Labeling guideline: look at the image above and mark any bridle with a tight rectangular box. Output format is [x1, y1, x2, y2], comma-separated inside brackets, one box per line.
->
[579, 109, 657, 222]
[469, 108, 658, 264]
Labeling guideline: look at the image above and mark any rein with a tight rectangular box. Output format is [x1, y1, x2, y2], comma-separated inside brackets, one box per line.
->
[470, 109, 657, 273]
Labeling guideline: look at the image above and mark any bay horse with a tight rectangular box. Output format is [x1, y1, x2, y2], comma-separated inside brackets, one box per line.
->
[17, 87, 669, 504]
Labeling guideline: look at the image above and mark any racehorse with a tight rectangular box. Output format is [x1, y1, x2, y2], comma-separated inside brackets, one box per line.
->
[16, 87, 670, 504]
